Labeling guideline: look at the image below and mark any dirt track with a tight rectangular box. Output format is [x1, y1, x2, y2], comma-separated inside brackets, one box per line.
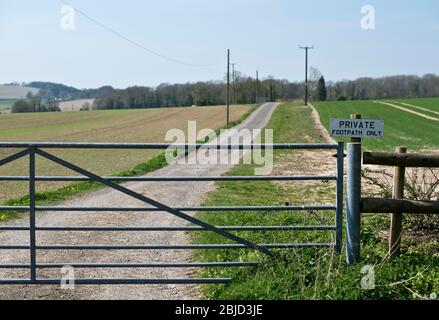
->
[0, 102, 278, 300]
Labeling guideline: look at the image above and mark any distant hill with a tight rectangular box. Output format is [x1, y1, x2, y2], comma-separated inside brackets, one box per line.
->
[0, 85, 39, 99]
[25, 82, 113, 100]
[26, 82, 82, 100]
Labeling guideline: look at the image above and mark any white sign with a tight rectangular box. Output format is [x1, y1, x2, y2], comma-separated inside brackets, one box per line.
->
[330, 119, 384, 139]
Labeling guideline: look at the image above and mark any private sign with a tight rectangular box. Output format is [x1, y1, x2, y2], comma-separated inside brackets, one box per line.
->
[330, 119, 384, 139]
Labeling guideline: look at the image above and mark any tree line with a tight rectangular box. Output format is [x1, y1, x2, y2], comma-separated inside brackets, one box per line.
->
[93, 73, 439, 110]
[8, 73, 439, 113]
[11, 93, 60, 113]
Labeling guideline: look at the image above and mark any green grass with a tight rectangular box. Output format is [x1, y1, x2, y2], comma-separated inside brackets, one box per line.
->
[313, 100, 439, 151]
[0, 105, 259, 222]
[192, 103, 439, 300]
[396, 97, 439, 112]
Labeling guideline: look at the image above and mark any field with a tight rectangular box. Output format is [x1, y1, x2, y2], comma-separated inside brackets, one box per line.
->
[58, 99, 95, 112]
[0, 100, 15, 113]
[0, 105, 252, 203]
[313, 98, 439, 151]
[0, 85, 38, 100]
[193, 103, 439, 300]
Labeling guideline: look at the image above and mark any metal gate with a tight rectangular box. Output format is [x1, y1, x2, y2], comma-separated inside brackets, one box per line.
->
[0, 142, 344, 285]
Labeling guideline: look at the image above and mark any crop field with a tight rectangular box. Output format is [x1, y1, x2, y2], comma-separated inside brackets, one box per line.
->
[0, 105, 252, 203]
[314, 98, 439, 151]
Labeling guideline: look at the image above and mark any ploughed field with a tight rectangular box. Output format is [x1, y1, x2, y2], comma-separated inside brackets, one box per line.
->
[314, 98, 439, 151]
[0, 105, 251, 203]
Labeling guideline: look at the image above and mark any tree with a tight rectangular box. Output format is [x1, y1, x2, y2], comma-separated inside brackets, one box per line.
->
[11, 100, 31, 113]
[315, 76, 327, 101]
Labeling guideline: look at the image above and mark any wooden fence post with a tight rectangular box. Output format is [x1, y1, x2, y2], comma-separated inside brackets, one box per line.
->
[389, 146, 407, 258]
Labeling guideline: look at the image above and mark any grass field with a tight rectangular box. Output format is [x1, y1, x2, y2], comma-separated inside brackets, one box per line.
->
[0, 105, 252, 203]
[193, 103, 439, 300]
[396, 97, 439, 112]
[0, 100, 15, 113]
[313, 99, 439, 152]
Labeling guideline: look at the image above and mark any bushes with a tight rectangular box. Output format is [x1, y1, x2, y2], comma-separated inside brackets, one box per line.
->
[11, 99, 31, 113]
[11, 97, 60, 113]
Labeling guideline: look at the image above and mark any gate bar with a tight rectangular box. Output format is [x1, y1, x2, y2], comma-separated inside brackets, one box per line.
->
[29, 146, 37, 283]
[0, 205, 337, 212]
[0, 142, 339, 149]
[0, 262, 260, 269]
[0, 243, 334, 250]
[0, 278, 233, 285]
[335, 142, 344, 254]
[0, 149, 29, 167]
[0, 175, 337, 182]
[0, 225, 336, 232]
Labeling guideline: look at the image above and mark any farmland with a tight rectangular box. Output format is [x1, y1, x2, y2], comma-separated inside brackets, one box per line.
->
[0, 85, 38, 100]
[193, 103, 439, 300]
[58, 99, 95, 112]
[0, 105, 252, 203]
[0, 100, 15, 113]
[313, 98, 439, 151]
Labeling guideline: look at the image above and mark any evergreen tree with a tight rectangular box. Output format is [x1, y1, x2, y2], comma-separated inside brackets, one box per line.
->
[315, 76, 327, 101]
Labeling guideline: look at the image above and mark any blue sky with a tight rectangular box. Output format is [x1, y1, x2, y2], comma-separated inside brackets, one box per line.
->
[1, 0, 438, 89]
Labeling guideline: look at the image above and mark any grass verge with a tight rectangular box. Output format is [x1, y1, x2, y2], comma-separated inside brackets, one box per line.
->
[0, 104, 260, 222]
[192, 103, 439, 300]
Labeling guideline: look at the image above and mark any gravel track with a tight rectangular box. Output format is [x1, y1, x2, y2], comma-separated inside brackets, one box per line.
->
[0, 103, 278, 300]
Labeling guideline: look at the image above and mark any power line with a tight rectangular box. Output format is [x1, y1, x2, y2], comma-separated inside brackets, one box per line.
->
[59, 0, 222, 68]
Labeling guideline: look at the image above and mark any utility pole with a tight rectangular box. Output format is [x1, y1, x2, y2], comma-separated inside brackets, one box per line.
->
[231, 63, 237, 105]
[299, 45, 314, 106]
[226, 49, 230, 126]
[255, 70, 259, 104]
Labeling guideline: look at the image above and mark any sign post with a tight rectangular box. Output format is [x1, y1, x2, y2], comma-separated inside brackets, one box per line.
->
[330, 115, 385, 265]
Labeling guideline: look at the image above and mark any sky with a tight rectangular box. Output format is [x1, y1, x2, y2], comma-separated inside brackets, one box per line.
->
[1, 0, 439, 89]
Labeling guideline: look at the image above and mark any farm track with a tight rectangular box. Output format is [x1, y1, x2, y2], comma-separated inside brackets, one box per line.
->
[0, 103, 279, 300]
[377, 101, 439, 122]
[397, 102, 439, 116]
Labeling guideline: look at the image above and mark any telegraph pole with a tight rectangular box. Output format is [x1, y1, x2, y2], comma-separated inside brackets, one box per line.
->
[299, 45, 314, 106]
[226, 49, 230, 126]
[231, 63, 237, 105]
[255, 70, 259, 104]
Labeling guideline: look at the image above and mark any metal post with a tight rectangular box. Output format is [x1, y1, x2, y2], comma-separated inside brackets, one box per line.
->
[351, 114, 362, 143]
[226, 49, 230, 126]
[255, 70, 259, 104]
[335, 142, 344, 254]
[346, 142, 362, 265]
[389, 146, 407, 258]
[29, 146, 37, 282]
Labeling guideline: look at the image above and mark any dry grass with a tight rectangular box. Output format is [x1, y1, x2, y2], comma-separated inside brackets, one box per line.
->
[0, 105, 251, 202]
